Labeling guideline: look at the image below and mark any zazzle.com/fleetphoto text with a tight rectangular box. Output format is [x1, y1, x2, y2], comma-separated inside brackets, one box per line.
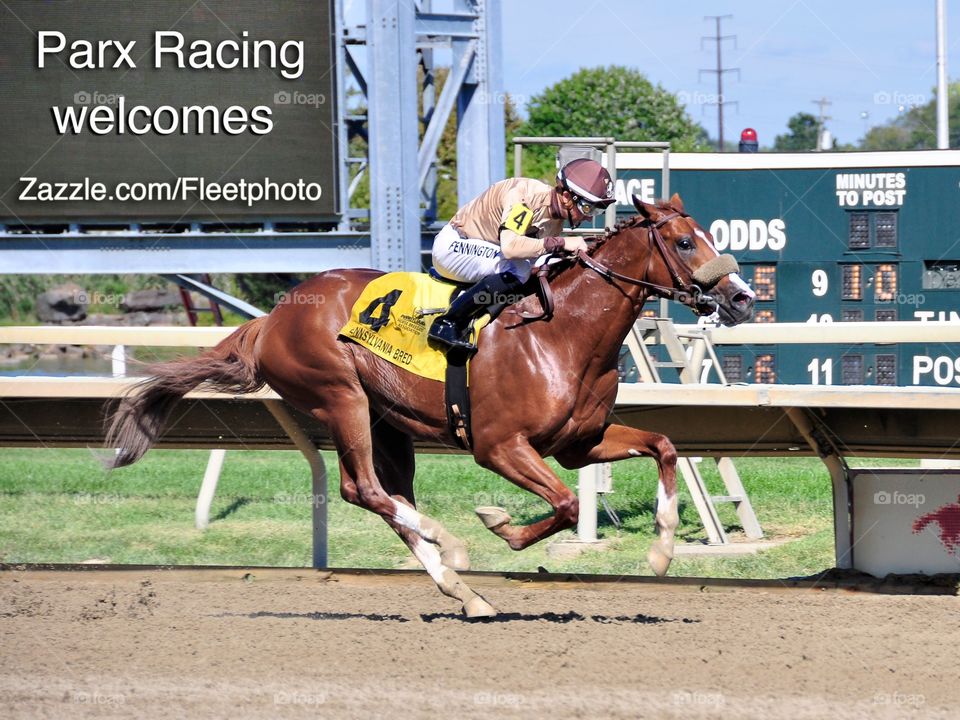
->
[16, 176, 322, 208]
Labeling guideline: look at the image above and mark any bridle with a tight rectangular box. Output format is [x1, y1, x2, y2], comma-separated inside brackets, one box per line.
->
[575, 211, 726, 315]
[517, 211, 739, 323]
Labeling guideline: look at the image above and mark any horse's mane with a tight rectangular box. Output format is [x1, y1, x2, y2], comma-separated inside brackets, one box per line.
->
[543, 201, 671, 281]
[598, 198, 682, 246]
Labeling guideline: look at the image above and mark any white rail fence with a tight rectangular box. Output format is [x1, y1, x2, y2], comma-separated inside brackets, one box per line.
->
[3, 321, 960, 573]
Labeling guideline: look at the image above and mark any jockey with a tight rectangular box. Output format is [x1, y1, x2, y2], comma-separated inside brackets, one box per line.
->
[428, 158, 616, 351]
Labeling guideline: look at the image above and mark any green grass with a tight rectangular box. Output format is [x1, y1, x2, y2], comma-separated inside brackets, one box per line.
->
[0, 448, 917, 578]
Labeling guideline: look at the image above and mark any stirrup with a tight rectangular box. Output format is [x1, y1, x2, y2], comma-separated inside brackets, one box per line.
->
[428, 318, 477, 353]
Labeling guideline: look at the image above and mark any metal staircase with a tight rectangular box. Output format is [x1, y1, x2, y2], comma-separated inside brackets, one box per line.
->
[624, 317, 763, 544]
[175, 273, 225, 327]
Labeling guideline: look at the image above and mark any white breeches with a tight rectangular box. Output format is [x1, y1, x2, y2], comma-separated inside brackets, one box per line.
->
[431, 224, 534, 284]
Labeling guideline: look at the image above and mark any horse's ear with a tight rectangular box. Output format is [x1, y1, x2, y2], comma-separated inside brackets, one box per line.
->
[667, 193, 685, 213]
[631, 194, 658, 218]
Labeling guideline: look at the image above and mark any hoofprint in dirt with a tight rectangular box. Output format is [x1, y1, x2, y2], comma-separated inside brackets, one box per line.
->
[1, 568, 956, 720]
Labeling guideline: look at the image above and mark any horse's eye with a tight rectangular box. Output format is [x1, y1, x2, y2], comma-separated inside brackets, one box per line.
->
[677, 237, 694, 251]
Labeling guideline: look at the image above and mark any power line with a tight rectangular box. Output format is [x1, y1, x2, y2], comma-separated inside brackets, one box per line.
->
[699, 15, 739, 150]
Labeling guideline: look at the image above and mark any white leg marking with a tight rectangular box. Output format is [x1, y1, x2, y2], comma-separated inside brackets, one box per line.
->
[391, 500, 439, 541]
[656, 480, 679, 534]
[392, 500, 423, 532]
[628, 448, 641, 457]
[410, 537, 445, 584]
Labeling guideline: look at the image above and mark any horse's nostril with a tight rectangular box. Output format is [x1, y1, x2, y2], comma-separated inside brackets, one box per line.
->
[733, 292, 754, 307]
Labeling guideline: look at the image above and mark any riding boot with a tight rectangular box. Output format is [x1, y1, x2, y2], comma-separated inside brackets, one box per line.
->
[429, 272, 524, 352]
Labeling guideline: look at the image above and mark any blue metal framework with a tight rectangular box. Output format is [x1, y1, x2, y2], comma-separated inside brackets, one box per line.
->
[0, 0, 504, 275]
[356, 0, 505, 270]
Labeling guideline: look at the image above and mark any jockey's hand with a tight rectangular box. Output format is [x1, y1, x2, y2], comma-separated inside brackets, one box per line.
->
[543, 236, 587, 254]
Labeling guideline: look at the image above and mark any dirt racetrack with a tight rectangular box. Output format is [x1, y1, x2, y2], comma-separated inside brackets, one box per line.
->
[1, 566, 957, 719]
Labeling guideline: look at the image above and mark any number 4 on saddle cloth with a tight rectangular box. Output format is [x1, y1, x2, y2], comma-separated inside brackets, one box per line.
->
[338, 271, 500, 449]
[338, 271, 493, 382]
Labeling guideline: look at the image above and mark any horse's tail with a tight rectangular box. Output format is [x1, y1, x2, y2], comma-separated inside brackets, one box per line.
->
[104, 316, 268, 469]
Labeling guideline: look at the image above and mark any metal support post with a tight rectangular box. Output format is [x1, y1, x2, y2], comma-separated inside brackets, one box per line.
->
[455, 0, 505, 203]
[577, 464, 601, 543]
[265, 400, 330, 569]
[785, 407, 852, 568]
[367, 0, 422, 270]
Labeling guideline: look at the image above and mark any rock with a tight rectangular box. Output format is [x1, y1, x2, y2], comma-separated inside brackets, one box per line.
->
[82, 313, 127, 326]
[121, 288, 182, 313]
[35, 283, 88, 323]
[122, 311, 187, 327]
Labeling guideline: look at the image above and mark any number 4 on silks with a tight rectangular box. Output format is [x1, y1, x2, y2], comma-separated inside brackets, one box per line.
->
[504, 203, 534, 235]
[358, 290, 402, 331]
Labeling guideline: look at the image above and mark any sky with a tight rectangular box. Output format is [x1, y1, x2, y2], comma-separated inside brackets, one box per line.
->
[499, 0, 959, 147]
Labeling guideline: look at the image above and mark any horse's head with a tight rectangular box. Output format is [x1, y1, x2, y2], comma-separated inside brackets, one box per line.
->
[630, 193, 755, 326]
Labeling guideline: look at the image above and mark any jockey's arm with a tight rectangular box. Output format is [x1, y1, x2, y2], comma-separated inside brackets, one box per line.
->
[498, 228, 547, 259]
[500, 228, 587, 258]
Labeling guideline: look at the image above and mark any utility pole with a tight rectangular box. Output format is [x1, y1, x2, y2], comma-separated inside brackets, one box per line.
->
[936, 0, 949, 149]
[700, 15, 739, 150]
[812, 97, 832, 151]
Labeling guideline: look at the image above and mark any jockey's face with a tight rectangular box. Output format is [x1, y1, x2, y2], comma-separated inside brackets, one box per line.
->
[558, 190, 587, 228]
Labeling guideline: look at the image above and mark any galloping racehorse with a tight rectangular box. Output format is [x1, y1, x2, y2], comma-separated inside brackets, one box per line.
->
[106, 194, 755, 617]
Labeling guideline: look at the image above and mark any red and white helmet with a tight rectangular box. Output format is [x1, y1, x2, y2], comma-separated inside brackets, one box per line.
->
[556, 158, 615, 209]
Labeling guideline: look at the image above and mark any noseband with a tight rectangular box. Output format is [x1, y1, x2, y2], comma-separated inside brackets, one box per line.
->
[576, 212, 738, 315]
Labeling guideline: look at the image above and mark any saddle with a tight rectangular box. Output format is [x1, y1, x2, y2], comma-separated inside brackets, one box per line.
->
[339, 269, 556, 452]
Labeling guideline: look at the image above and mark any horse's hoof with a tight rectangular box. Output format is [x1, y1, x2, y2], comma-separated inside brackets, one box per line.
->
[440, 543, 471, 572]
[647, 540, 675, 577]
[463, 595, 497, 618]
[475, 506, 511, 531]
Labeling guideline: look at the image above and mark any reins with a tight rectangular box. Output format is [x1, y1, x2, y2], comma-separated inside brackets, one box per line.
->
[514, 210, 730, 323]
[575, 212, 717, 311]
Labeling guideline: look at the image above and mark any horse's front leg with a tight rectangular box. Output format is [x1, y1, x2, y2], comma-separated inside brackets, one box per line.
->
[472, 437, 580, 551]
[554, 424, 679, 576]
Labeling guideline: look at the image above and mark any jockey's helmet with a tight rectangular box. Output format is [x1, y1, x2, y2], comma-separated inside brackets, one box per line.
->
[556, 158, 616, 217]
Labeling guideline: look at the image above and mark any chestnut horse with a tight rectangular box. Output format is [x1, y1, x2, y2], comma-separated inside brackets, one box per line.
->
[106, 194, 755, 617]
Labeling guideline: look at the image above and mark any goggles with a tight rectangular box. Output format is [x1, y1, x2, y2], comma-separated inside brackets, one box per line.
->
[573, 195, 606, 217]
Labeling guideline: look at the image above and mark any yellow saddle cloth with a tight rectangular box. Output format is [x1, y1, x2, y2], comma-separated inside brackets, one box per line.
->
[338, 272, 489, 381]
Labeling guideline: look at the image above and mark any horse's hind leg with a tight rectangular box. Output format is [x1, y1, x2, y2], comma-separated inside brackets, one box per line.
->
[555, 424, 679, 576]
[331, 396, 493, 616]
[370, 423, 493, 617]
[370, 421, 470, 572]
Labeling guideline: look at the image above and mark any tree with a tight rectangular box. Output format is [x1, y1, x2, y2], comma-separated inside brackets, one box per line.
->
[861, 81, 960, 150]
[773, 112, 821, 152]
[517, 66, 708, 180]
